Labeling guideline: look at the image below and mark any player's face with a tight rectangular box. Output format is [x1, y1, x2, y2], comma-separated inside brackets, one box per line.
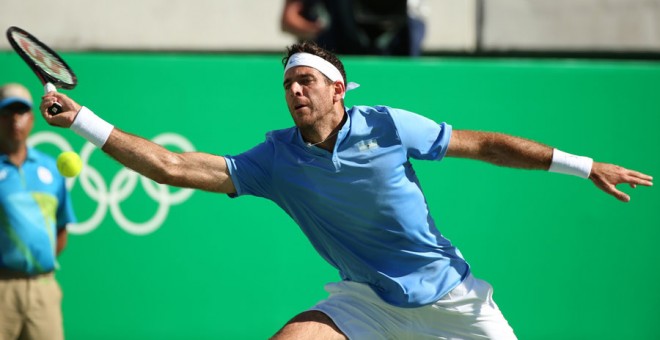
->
[0, 103, 34, 148]
[283, 66, 337, 128]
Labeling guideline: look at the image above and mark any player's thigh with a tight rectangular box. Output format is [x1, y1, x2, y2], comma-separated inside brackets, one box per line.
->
[426, 274, 517, 339]
[270, 310, 347, 340]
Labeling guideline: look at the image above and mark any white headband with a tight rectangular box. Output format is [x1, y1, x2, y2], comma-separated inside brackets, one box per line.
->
[284, 52, 360, 97]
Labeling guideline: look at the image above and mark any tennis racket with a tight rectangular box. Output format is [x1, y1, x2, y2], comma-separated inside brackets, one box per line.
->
[5, 26, 77, 115]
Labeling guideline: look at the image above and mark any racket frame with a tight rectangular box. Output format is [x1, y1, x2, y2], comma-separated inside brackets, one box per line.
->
[6, 26, 78, 90]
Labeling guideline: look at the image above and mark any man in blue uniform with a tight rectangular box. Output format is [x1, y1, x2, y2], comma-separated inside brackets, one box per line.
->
[39, 42, 653, 339]
[0, 83, 77, 340]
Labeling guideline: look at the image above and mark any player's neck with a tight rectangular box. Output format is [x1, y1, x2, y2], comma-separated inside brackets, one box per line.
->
[303, 112, 347, 151]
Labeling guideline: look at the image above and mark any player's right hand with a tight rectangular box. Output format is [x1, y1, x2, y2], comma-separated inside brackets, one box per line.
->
[40, 92, 82, 128]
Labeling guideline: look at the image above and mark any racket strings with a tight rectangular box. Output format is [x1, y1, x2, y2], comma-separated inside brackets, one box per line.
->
[10, 32, 74, 84]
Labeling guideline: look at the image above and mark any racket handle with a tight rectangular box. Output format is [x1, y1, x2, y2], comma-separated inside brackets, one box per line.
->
[44, 82, 57, 93]
[48, 102, 63, 115]
[44, 82, 61, 115]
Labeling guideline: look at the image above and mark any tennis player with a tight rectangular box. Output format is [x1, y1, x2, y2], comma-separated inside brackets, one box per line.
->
[39, 42, 652, 339]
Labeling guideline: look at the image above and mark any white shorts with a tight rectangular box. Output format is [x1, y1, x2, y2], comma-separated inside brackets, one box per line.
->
[311, 273, 517, 340]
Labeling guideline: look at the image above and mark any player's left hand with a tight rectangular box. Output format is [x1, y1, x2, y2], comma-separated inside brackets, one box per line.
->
[589, 162, 653, 202]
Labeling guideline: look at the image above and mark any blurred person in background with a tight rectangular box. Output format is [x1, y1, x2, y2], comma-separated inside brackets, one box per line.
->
[0, 83, 76, 340]
[281, 0, 427, 56]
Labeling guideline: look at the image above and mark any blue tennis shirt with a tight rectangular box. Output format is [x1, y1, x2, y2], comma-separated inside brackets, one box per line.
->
[0, 147, 76, 275]
[225, 105, 469, 307]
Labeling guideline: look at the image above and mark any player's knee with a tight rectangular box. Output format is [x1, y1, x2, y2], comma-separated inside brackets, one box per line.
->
[271, 310, 346, 340]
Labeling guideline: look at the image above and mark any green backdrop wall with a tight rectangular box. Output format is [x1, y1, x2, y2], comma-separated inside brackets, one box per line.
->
[2, 51, 659, 339]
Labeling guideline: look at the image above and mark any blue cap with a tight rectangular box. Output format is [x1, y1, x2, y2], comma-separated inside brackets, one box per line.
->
[0, 83, 33, 111]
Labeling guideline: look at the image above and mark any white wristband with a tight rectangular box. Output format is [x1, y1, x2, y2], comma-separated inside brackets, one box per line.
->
[70, 106, 114, 148]
[548, 149, 593, 179]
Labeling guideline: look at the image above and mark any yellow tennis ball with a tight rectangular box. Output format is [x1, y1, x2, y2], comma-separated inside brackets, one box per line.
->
[57, 151, 82, 177]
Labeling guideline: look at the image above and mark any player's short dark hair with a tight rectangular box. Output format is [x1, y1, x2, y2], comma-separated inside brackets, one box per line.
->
[283, 41, 347, 85]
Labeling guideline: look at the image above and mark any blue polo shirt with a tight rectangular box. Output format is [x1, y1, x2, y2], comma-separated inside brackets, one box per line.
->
[225, 105, 469, 307]
[0, 147, 76, 275]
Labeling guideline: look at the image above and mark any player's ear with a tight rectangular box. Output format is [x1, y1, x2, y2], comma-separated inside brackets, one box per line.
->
[333, 81, 345, 102]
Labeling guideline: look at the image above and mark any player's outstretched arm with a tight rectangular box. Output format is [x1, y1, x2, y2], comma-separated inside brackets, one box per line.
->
[447, 129, 653, 202]
[40, 92, 236, 194]
[589, 162, 653, 202]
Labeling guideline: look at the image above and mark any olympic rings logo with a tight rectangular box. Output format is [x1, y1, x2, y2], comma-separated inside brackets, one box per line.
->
[28, 131, 195, 236]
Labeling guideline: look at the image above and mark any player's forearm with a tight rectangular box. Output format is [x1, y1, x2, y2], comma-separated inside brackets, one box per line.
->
[67, 105, 186, 186]
[102, 128, 180, 185]
[449, 130, 553, 170]
[481, 133, 553, 169]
